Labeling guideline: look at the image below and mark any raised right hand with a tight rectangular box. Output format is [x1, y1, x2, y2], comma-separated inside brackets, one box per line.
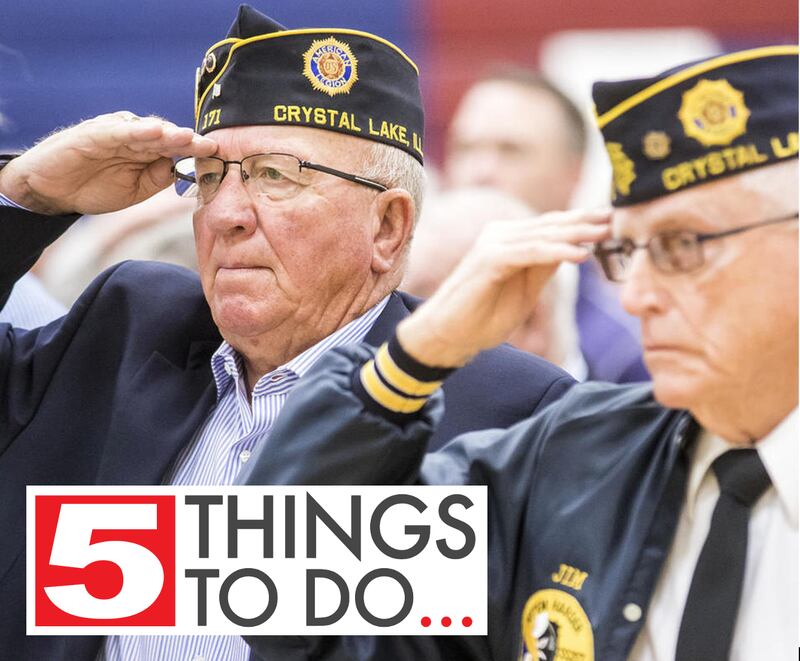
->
[0, 111, 217, 215]
[397, 208, 612, 368]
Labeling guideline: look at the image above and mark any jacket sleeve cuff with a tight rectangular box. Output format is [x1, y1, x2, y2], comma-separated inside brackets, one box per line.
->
[352, 334, 455, 423]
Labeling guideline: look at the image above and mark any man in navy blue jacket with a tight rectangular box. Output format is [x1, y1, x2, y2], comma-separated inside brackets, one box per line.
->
[240, 46, 799, 661]
[0, 7, 573, 660]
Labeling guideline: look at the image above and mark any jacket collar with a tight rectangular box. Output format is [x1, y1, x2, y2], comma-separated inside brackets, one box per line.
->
[364, 290, 417, 347]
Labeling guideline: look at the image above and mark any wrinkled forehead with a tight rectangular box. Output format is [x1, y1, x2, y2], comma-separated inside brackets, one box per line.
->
[610, 167, 783, 238]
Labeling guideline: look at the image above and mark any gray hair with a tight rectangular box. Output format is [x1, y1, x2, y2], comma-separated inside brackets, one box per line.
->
[359, 141, 426, 221]
[737, 159, 798, 209]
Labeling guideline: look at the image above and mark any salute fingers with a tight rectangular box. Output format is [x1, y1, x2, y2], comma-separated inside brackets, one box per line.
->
[399, 207, 613, 366]
[96, 113, 216, 159]
[463, 210, 612, 275]
[1, 112, 217, 215]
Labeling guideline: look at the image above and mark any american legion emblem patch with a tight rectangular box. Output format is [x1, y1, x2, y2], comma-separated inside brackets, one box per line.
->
[303, 37, 359, 96]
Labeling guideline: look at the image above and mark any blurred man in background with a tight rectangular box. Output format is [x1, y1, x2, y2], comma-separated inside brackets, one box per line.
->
[444, 67, 649, 383]
[445, 69, 584, 216]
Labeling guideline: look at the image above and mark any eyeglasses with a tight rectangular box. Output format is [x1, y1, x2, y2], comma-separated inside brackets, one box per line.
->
[594, 212, 798, 282]
[172, 152, 388, 202]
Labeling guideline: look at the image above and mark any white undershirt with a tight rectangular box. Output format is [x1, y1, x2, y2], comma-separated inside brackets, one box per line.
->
[629, 408, 798, 661]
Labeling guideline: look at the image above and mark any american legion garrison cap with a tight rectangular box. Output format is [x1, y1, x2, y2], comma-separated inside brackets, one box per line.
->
[592, 45, 798, 206]
[194, 4, 425, 163]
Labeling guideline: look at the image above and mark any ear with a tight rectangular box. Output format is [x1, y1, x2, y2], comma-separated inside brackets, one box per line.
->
[371, 188, 415, 274]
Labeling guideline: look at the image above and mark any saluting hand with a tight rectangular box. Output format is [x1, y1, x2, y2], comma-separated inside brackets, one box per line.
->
[397, 208, 612, 368]
[0, 112, 217, 215]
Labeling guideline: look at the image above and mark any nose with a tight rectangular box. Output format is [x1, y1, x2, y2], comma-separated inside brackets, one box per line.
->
[468, 149, 504, 187]
[618, 248, 667, 319]
[449, 146, 502, 188]
[199, 167, 258, 236]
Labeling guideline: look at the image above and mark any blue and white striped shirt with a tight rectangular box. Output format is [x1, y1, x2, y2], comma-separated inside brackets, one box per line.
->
[0, 192, 27, 209]
[0, 196, 67, 328]
[100, 295, 389, 661]
[0, 272, 66, 328]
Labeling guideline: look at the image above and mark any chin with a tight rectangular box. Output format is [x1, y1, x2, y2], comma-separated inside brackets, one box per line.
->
[649, 369, 708, 411]
[210, 295, 283, 339]
[644, 350, 705, 407]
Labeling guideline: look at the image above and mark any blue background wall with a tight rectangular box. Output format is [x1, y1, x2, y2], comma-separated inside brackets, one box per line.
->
[2, 0, 794, 159]
[0, 1, 420, 149]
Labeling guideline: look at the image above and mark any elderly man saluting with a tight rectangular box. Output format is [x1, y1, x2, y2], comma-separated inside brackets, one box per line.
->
[0, 6, 575, 661]
[241, 46, 799, 660]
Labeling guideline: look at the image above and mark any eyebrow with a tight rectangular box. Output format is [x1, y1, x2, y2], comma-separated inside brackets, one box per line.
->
[615, 211, 716, 238]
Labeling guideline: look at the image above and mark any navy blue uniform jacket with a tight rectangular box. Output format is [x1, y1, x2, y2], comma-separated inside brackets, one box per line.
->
[0, 207, 574, 661]
[240, 345, 695, 661]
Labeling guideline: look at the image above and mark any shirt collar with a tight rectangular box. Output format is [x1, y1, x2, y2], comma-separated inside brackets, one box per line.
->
[686, 408, 798, 527]
[210, 342, 242, 402]
[209, 294, 390, 400]
[757, 407, 798, 527]
[282, 294, 390, 378]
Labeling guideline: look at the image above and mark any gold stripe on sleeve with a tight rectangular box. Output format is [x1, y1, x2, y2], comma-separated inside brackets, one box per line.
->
[359, 360, 429, 414]
[374, 343, 443, 397]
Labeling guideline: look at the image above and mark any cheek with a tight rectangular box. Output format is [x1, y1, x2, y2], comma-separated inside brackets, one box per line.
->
[448, 156, 481, 185]
[671, 280, 740, 363]
[268, 206, 374, 284]
[668, 270, 781, 379]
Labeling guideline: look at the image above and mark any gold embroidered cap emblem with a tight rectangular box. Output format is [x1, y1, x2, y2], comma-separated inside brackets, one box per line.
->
[642, 130, 672, 160]
[518, 589, 594, 661]
[605, 142, 636, 200]
[678, 78, 750, 147]
[303, 37, 359, 96]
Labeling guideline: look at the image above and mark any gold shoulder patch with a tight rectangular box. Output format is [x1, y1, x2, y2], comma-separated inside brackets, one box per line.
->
[303, 37, 359, 96]
[605, 142, 636, 200]
[518, 589, 594, 661]
[678, 78, 750, 147]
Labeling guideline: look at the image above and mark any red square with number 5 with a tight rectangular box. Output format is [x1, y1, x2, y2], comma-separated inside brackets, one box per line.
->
[34, 495, 176, 626]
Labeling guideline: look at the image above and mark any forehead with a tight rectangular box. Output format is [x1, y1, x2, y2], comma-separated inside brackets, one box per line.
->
[450, 81, 569, 143]
[207, 124, 367, 162]
[612, 171, 765, 237]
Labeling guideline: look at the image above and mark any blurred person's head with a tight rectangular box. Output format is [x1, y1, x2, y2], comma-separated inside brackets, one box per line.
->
[174, 6, 425, 383]
[36, 190, 197, 305]
[404, 188, 582, 374]
[592, 46, 798, 442]
[444, 67, 586, 213]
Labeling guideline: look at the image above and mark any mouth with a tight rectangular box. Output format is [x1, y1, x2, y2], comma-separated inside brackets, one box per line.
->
[642, 344, 702, 360]
[643, 344, 680, 351]
[217, 264, 269, 272]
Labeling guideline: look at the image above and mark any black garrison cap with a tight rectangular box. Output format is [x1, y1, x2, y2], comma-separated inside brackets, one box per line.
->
[592, 45, 798, 206]
[195, 4, 425, 163]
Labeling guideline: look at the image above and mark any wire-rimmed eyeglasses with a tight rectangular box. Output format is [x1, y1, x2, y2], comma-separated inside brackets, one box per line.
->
[172, 152, 388, 202]
[594, 212, 798, 282]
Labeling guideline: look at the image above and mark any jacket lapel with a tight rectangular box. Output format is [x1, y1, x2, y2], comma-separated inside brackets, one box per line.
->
[93, 290, 417, 487]
[96, 340, 219, 485]
[364, 290, 415, 346]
